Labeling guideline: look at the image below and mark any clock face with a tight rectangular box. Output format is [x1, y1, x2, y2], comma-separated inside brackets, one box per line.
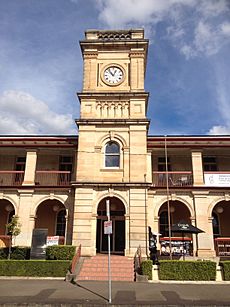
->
[103, 66, 124, 85]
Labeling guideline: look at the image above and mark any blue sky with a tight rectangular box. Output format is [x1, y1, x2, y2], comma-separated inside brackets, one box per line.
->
[0, 0, 230, 135]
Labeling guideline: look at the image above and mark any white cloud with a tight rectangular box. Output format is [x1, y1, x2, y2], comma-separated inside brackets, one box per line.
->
[208, 125, 230, 135]
[96, 0, 230, 59]
[208, 62, 230, 135]
[97, 0, 196, 28]
[0, 91, 76, 135]
[221, 22, 230, 35]
[198, 0, 229, 17]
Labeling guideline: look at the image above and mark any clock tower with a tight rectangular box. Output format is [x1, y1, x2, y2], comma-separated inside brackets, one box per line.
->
[73, 29, 151, 256]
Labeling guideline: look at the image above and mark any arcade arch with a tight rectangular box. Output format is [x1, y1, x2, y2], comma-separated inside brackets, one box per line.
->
[35, 199, 67, 238]
[0, 199, 15, 236]
[96, 197, 126, 254]
[212, 200, 230, 238]
[158, 200, 191, 237]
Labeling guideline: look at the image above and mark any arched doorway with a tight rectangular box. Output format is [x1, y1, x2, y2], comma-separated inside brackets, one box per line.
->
[212, 201, 230, 238]
[158, 200, 192, 256]
[0, 200, 15, 235]
[158, 200, 191, 237]
[0, 200, 15, 247]
[96, 197, 125, 255]
[35, 200, 66, 238]
[212, 201, 230, 257]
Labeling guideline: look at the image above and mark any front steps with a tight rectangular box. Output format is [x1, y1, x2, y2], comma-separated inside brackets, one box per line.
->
[76, 255, 134, 281]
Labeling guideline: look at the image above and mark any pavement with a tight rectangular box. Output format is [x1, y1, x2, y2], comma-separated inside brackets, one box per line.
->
[0, 278, 229, 306]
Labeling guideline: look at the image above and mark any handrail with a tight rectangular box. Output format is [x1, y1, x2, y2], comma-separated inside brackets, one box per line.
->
[71, 244, 81, 274]
[0, 171, 24, 186]
[153, 171, 193, 187]
[134, 245, 142, 274]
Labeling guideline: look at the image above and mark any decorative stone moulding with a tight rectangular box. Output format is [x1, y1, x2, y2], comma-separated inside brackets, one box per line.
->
[96, 101, 129, 118]
[98, 31, 132, 41]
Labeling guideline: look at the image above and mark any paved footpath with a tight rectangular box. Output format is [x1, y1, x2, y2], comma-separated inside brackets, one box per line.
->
[0, 279, 229, 306]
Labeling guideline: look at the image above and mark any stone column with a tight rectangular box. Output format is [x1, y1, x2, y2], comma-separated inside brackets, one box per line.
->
[15, 190, 34, 246]
[129, 188, 148, 257]
[193, 192, 215, 257]
[72, 187, 95, 256]
[22, 150, 37, 186]
[191, 151, 204, 186]
[83, 51, 98, 91]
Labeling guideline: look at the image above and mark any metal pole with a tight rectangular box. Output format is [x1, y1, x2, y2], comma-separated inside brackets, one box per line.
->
[106, 199, 112, 304]
[164, 135, 172, 260]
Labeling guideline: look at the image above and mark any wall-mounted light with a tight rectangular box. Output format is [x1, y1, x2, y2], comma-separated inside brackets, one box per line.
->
[170, 206, 175, 213]
[53, 205, 59, 212]
[216, 206, 224, 214]
[5, 204, 13, 212]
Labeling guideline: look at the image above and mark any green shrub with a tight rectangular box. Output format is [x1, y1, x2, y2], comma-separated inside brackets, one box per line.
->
[159, 260, 216, 281]
[220, 261, 230, 281]
[0, 248, 8, 259]
[11, 247, 30, 260]
[46, 245, 76, 260]
[0, 247, 30, 260]
[0, 260, 71, 277]
[141, 260, 153, 280]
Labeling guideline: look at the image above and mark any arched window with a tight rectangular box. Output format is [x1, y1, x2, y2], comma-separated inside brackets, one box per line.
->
[56, 209, 66, 236]
[105, 141, 120, 167]
[212, 212, 220, 238]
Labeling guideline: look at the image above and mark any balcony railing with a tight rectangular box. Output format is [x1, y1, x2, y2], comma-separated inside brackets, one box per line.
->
[35, 171, 71, 186]
[153, 171, 193, 187]
[0, 171, 24, 186]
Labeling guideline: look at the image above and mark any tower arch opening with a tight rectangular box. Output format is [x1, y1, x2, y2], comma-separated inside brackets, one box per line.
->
[96, 197, 125, 254]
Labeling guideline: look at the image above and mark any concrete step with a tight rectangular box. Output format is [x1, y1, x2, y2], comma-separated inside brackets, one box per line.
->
[76, 255, 134, 281]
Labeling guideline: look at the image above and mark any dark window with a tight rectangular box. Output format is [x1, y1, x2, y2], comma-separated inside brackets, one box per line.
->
[159, 211, 169, 237]
[56, 209, 66, 236]
[105, 142, 120, 167]
[212, 212, 220, 238]
[59, 156, 73, 172]
[203, 157, 217, 171]
[15, 157, 26, 171]
[14, 157, 26, 184]
[158, 157, 171, 171]
[59, 156, 72, 184]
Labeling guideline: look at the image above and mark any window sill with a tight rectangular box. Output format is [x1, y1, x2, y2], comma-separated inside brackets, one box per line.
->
[100, 168, 123, 172]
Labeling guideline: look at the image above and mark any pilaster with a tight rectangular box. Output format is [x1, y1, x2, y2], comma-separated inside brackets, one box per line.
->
[22, 150, 37, 186]
[16, 190, 34, 246]
[191, 151, 204, 186]
[192, 191, 216, 257]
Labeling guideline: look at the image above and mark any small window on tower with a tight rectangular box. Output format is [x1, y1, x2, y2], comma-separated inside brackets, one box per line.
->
[105, 142, 120, 168]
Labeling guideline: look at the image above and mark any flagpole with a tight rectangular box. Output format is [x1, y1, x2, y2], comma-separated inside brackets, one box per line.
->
[164, 135, 172, 260]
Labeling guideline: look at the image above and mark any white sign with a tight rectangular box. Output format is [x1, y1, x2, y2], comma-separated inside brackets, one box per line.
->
[46, 236, 59, 246]
[104, 221, 112, 235]
[204, 173, 230, 187]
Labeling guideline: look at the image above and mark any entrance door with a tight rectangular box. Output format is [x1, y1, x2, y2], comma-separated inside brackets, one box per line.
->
[96, 197, 126, 255]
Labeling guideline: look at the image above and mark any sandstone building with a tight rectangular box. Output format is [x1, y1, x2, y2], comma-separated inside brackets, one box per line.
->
[0, 29, 229, 259]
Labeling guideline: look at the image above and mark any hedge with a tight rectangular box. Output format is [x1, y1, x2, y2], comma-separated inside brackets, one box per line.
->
[141, 260, 152, 280]
[0, 247, 30, 260]
[0, 260, 71, 277]
[220, 261, 230, 281]
[46, 245, 76, 260]
[159, 260, 216, 281]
